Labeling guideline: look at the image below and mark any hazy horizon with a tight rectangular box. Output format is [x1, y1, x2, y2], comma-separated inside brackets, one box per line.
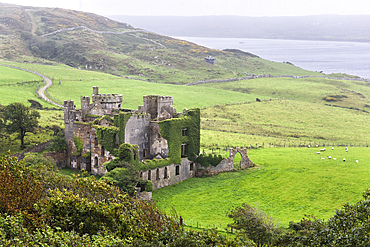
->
[1, 0, 370, 17]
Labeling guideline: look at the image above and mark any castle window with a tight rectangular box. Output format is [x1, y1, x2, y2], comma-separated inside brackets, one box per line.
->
[164, 167, 168, 178]
[156, 168, 160, 180]
[101, 146, 105, 157]
[143, 149, 148, 158]
[140, 172, 143, 179]
[190, 163, 194, 171]
[94, 137, 98, 147]
[148, 170, 151, 180]
[182, 128, 188, 136]
[175, 165, 180, 176]
[94, 157, 98, 168]
[181, 144, 188, 157]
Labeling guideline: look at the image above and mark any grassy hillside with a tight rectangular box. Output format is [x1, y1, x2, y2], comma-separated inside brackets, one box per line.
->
[200, 99, 370, 150]
[0, 3, 321, 84]
[154, 147, 370, 229]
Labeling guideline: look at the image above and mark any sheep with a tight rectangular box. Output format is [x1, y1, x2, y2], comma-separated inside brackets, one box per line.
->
[316, 152, 321, 154]
[356, 160, 359, 163]
[320, 148, 326, 152]
[333, 158, 337, 160]
[343, 158, 346, 162]
[332, 147, 334, 150]
[321, 157, 325, 159]
[328, 156, 331, 159]
[346, 147, 348, 152]
[307, 145, 311, 148]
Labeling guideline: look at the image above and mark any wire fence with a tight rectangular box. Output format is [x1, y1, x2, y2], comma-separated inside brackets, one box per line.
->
[205, 142, 369, 154]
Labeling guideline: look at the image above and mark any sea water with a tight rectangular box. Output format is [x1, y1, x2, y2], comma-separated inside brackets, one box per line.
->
[174, 37, 370, 79]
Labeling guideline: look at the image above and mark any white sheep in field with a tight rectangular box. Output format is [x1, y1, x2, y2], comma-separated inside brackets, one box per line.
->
[356, 160, 359, 163]
[308, 145, 311, 148]
[346, 147, 348, 152]
[328, 156, 331, 159]
[316, 152, 321, 154]
[321, 157, 325, 159]
[320, 148, 326, 152]
[333, 158, 337, 160]
[332, 147, 334, 150]
[343, 158, 346, 162]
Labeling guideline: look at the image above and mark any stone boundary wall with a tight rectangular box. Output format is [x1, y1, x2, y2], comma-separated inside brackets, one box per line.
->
[186, 74, 370, 86]
[15, 140, 52, 160]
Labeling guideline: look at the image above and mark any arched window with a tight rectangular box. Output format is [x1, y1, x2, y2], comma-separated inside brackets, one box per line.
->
[94, 157, 99, 168]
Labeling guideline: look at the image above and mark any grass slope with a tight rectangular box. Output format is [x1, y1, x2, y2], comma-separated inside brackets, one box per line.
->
[153, 147, 370, 229]
[0, 60, 263, 110]
[201, 100, 370, 151]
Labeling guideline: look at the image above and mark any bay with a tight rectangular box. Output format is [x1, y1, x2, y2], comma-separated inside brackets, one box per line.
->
[174, 37, 370, 79]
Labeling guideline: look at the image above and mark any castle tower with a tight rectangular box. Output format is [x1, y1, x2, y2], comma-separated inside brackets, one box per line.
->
[143, 95, 175, 120]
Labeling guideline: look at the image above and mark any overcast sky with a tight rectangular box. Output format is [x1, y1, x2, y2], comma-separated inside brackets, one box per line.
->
[2, 0, 370, 17]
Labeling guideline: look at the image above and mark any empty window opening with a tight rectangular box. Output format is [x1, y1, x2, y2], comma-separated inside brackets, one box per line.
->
[94, 137, 98, 147]
[148, 170, 151, 180]
[156, 168, 160, 180]
[94, 157, 98, 168]
[143, 149, 148, 158]
[233, 152, 242, 170]
[190, 163, 194, 171]
[182, 128, 188, 136]
[115, 134, 119, 149]
[101, 146, 105, 157]
[140, 172, 143, 179]
[181, 144, 188, 157]
[164, 167, 168, 178]
[175, 165, 180, 176]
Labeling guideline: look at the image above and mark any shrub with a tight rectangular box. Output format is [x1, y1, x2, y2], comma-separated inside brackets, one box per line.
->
[101, 163, 140, 195]
[0, 152, 43, 216]
[227, 203, 279, 247]
[196, 154, 223, 167]
[48, 132, 67, 152]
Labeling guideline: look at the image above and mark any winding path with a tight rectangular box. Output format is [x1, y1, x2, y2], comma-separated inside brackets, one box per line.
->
[0, 64, 63, 108]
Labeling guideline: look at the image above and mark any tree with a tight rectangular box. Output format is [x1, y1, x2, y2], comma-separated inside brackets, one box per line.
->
[3, 102, 40, 149]
[227, 203, 279, 247]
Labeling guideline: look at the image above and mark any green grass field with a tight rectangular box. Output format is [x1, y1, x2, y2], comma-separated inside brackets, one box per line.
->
[153, 147, 370, 229]
[200, 99, 370, 152]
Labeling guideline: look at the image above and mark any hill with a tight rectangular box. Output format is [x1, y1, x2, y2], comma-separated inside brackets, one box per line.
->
[0, 2, 321, 84]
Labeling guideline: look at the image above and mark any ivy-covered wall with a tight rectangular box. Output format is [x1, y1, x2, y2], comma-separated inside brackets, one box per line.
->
[158, 108, 200, 164]
[95, 126, 119, 156]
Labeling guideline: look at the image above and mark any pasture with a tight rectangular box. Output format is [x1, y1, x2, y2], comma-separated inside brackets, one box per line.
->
[0, 61, 265, 110]
[200, 99, 370, 155]
[153, 147, 370, 229]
